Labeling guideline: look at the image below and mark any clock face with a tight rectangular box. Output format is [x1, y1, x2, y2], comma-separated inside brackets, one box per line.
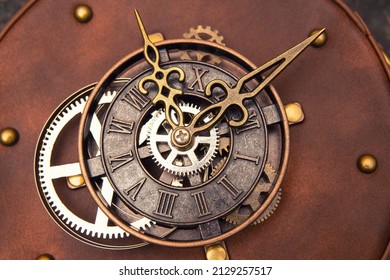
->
[79, 40, 288, 245]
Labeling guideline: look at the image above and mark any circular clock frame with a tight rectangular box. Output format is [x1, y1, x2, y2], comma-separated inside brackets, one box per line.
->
[78, 39, 290, 247]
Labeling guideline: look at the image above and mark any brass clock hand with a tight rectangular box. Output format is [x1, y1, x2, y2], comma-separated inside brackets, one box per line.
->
[135, 10, 186, 128]
[186, 28, 326, 135]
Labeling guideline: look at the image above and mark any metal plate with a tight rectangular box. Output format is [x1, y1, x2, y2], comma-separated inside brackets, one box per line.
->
[0, 0, 389, 259]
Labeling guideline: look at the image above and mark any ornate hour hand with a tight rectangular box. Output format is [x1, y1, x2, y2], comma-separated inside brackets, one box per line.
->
[135, 10, 186, 128]
[185, 28, 326, 136]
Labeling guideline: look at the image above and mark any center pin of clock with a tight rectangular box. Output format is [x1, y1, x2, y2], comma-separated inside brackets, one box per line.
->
[171, 127, 192, 149]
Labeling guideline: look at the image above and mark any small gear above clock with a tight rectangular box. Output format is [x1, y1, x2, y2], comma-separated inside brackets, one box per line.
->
[183, 25, 225, 45]
[181, 25, 225, 64]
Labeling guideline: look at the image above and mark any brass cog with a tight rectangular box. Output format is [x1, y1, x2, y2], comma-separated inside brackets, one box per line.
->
[183, 25, 225, 44]
[223, 163, 281, 225]
[253, 189, 282, 225]
[181, 25, 225, 64]
[209, 157, 228, 179]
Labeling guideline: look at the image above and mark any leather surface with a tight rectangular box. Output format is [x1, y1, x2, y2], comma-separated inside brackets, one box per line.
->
[0, 0, 389, 259]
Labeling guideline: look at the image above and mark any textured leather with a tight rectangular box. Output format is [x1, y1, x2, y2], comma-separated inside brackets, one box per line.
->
[0, 0, 389, 259]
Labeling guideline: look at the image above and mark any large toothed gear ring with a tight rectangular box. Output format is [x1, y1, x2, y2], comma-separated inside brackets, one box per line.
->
[34, 83, 151, 249]
[147, 103, 220, 176]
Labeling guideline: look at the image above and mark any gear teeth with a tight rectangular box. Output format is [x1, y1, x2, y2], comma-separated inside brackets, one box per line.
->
[253, 189, 282, 225]
[146, 103, 219, 177]
[36, 90, 136, 242]
[184, 25, 225, 45]
[103, 90, 117, 97]
[210, 157, 227, 179]
[181, 25, 225, 64]
[223, 208, 245, 225]
[222, 163, 281, 226]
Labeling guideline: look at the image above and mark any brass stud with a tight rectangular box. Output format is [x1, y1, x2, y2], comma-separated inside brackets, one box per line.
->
[67, 174, 86, 189]
[0, 127, 19, 146]
[36, 254, 55, 260]
[74, 5, 93, 23]
[206, 244, 227, 260]
[309, 28, 327, 48]
[357, 154, 378, 174]
[285, 102, 305, 125]
[149, 33, 165, 43]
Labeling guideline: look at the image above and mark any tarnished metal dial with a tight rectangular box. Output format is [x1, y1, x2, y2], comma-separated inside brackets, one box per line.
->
[100, 61, 266, 227]
[79, 40, 288, 247]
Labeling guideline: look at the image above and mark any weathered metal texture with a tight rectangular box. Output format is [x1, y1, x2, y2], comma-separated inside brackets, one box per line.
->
[0, 0, 389, 259]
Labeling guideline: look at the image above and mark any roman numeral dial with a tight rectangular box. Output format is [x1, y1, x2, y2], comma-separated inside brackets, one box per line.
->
[99, 58, 271, 230]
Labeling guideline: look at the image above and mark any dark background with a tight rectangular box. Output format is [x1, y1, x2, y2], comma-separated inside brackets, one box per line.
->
[0, 0, 389, 54]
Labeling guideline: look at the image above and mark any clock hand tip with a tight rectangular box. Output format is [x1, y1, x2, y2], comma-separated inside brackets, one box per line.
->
[317, 27, 326, 34]
[134, 9, 148, 39]
[310, 27, 326, 38]
[134, 9, 140, 20]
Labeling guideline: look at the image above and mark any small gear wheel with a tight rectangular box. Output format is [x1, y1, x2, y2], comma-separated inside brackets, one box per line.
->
[209, 157, 228, 179]
[223, 190, 282, 226]
[181, 25, 225, 64]
[253, 189, 282, 225]
[147, 103, 220, 176]
[183, 25, 225, 45]
[223, 163, 281, 225]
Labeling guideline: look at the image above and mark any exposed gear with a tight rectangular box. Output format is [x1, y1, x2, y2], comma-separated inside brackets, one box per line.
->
[223, 163, 281, 225]
[253, 189, 282, 225]
[181, 25, 225, 64]
[209, 157, 228, 179]
[147, 103, 220, 176]
[35, 88, 152, 247]
[183, 25, 225, 44]
[244, 163, 277, 210]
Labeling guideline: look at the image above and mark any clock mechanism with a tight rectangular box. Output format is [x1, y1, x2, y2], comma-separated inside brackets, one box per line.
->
[34, 11, 322, 249]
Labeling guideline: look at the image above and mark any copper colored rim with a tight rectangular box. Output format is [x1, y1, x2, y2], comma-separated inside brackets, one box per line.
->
[332, 0, 390, 79]
[0, 0, 38, 42]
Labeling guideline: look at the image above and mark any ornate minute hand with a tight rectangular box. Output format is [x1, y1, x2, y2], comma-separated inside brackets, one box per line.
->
[186, 28, 326, 135]
[135, 10, 186, 128]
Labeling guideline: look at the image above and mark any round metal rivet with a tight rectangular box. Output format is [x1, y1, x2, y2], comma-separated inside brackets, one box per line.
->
[309, 28, 327, 48]
[0, 127, 19, 146]
[206, 244, 227, 260]
[285, 103, 304, 124]
[67, 174, 85, 188]
[36, 254, 55, 260]
[74, 5, 93, 23]
[357, 154, 378, 174]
